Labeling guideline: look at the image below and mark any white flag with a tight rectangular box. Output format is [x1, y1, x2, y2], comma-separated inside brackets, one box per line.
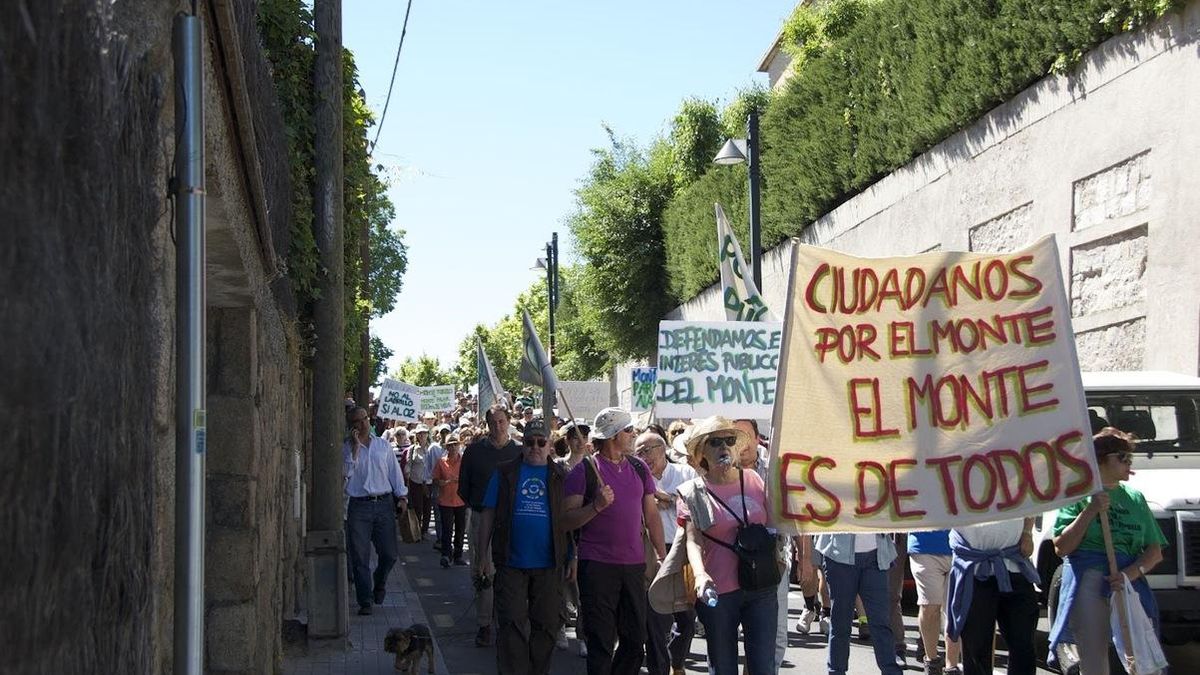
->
[716, 203, 777, 322]
[476, 341, 507, 414]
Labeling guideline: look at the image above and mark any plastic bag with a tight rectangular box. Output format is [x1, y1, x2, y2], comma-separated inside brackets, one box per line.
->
[1110, 575, 1168, 675]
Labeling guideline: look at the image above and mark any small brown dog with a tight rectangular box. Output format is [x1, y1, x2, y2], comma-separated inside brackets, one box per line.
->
[383, 623, 434, 674]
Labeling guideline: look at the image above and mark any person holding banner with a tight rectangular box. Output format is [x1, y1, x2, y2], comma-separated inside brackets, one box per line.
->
[1048, 427, 1167, 675]
[676, 417, 779, 675]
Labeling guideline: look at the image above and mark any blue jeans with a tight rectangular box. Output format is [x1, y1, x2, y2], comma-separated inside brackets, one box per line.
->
[823, 552, 902, 675]
[694, 585, 777, 675]
[347, 498, 399, 609]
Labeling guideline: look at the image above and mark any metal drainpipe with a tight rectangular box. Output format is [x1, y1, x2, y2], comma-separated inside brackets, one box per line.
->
[173, 12, 206, 675]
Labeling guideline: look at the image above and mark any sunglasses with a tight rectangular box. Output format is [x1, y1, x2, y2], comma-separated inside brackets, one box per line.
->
[635, 442, 665, 456]
[526, 438, 548, 448]
[706, 435, 738, 448]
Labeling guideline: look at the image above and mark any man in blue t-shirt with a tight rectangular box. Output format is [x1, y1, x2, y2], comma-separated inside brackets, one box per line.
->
[478, 418, 571, 675]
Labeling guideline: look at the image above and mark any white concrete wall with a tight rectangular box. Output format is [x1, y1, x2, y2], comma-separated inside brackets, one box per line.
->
[648, 3, 1200, 379]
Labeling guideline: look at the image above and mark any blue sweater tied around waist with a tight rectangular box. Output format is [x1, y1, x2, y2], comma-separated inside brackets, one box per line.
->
[945, 529, 1040, 642]
[1046, 548, 1159, 669]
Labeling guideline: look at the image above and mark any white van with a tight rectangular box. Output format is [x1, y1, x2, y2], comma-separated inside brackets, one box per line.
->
[1030, 371, 1200, 645]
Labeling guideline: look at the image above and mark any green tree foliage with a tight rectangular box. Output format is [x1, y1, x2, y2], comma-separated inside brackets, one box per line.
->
[668, 99, 724, 185]
[370, 335, 393, 386]
[761, 0, 1184, 246]
[257, 0, 408, 388]
[392, 354, 451, 387]
[569, 129, 679, 361]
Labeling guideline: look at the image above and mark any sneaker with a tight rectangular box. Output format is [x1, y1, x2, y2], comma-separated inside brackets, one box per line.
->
[895, 645, 907, 669]
[357, 605, 373, 616]
[373, 587, 386, 605]
[818, 615, 830, 635]
[944, 666, 962, 675]
[694, 621, 706, 638]
[923, 655, 945, 675]
[440, 556, 450, 569]
[475, 625, 493, 647]
[453, 557, 468, 566]
[795, 607, 818, 634]
[577, 640, 588, 658]
[555, 627, 569, 650]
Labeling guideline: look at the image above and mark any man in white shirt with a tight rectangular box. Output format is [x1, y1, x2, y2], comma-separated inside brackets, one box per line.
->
[344, 406, 408, 615]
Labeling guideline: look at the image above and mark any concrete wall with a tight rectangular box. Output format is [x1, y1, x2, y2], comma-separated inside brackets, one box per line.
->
[654, 2, 1200, 379]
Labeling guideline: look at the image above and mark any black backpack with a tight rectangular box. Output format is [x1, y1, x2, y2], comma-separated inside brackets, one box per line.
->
[701, 469, 781, 592]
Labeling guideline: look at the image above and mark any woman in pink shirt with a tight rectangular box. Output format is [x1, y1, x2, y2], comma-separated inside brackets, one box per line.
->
[677, 417, 778, 675]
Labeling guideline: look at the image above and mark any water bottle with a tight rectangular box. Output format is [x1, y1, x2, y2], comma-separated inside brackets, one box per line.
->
[702, 587, 719, 608]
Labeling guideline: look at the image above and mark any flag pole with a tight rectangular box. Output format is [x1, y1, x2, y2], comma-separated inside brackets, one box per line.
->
[1100, 510, 1137, 673]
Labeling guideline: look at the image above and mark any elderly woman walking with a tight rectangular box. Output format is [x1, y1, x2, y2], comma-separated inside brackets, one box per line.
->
[652, 416, 781, 675]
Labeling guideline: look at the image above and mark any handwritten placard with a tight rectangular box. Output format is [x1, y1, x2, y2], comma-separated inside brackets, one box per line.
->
[769, 235, 1099, 533]
[419, 385, 455, 413]
[631, 367, 657, 412]
[378, 379, 419, 423]
[655, 321, 783, 419]
[558, 380, 612, 421]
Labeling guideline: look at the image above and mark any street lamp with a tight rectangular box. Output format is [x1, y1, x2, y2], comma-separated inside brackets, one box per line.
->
[531, 233, 558, 364]
[713, 108, 763, 289]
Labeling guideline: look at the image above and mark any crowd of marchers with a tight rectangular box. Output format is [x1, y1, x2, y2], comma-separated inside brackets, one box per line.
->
[340, 390, 1165, 675]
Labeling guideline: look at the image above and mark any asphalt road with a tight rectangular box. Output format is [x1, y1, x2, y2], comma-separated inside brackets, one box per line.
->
[397, 533, 1198, 675]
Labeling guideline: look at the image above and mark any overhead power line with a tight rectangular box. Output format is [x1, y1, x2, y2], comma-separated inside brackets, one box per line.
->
[369, 0, 415, 155]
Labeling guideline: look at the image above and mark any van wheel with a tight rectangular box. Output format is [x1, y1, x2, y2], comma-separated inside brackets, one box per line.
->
[1046, 565, 1064, 625]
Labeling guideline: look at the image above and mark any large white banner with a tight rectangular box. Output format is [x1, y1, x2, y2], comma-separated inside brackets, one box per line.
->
[378, 379, 419, 423]
[769, 235, 1099, 533]
[655, 320, 783, 419]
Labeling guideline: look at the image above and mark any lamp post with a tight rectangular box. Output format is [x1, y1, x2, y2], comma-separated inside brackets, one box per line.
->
[531, 232, 558, 364]
[713, 108, 763, 289]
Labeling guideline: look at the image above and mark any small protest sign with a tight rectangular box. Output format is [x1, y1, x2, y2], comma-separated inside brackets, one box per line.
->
[655, 320, 783, 419]
[418, 385, 455, 413]
[378, 379, 419, 423]
[769, 235, 1099, 533]
[558, 380, 612, 421]
[631, 367, 657, 412]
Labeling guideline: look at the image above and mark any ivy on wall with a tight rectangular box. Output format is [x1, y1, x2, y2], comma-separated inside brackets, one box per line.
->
[257, 0, 408, 388]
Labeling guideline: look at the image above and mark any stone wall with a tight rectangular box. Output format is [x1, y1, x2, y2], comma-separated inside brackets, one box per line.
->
[637, 2, 1200, 395]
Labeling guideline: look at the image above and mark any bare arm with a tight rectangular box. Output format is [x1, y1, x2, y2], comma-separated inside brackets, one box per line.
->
[643, 493, 666, 560]
[560, 486, 614, 532]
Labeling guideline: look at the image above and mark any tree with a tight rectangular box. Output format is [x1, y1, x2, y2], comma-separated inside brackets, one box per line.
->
[569, 129, 679, 361]
[392, 354, 450, 387]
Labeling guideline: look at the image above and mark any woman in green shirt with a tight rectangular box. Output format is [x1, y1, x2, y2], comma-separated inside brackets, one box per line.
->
[1048, 427, 1167, 674]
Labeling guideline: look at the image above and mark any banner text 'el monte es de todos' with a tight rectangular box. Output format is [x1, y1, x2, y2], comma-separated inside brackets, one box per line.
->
[655, 320, 783, 419]
[769, 236, 1100, 533]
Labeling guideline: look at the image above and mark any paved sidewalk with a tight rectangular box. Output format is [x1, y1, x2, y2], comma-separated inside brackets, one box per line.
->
[283, 543, 451, 675]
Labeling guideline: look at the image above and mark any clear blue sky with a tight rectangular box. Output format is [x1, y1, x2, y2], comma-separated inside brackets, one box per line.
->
[343, 0, 796, 374]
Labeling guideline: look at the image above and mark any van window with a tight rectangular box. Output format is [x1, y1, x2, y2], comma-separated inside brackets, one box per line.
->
[1085, 391, 1200, 455]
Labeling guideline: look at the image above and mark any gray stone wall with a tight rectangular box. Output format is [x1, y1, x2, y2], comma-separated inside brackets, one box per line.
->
[651, 2, 1200, 380]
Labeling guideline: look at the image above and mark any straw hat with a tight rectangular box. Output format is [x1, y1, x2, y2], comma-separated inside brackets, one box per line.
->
[684, 416, 752, 464]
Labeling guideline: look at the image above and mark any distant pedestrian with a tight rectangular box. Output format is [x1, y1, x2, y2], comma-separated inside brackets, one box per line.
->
[343, 406, 408, 615]
[406, 424, 434, 539]
[478, 418, 572, 675]
[458, 403, 523, 647]
[562, 407, 666, 675]
[908, 529, 961, 675]
[433, 434, 467, 567]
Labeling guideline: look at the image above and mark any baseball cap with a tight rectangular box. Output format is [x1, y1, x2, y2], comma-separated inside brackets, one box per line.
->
[592, 407, 633, 440]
